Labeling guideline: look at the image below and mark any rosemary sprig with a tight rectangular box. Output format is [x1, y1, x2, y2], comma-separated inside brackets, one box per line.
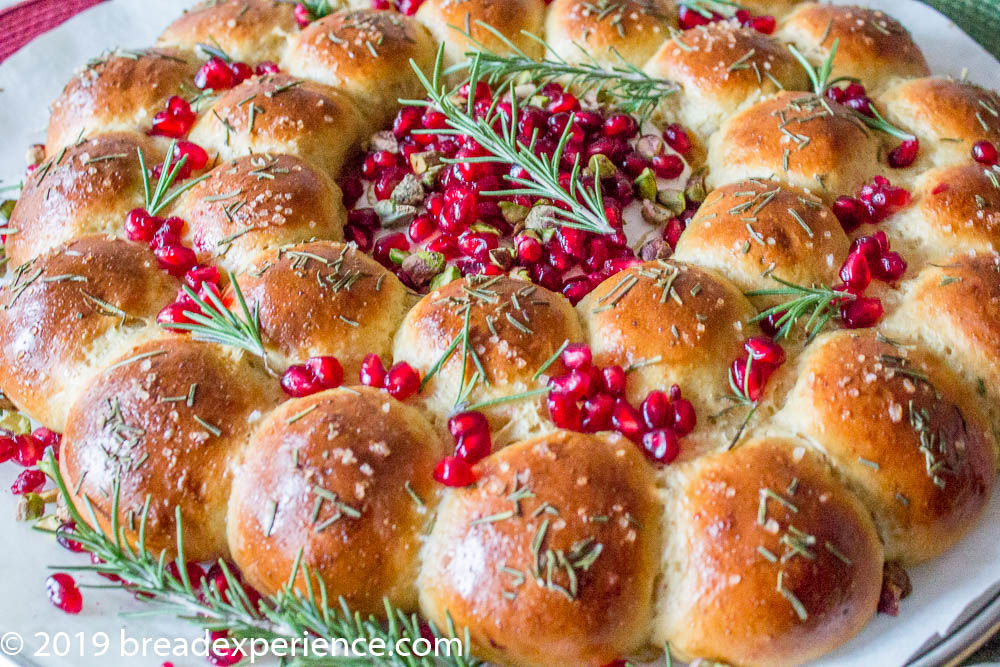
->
[721, 356, 759, 449]
[403, 47, 614, 235]
[787, 40, 913, 140]
[448, 23, 678, 119]
[36, 451, 479, 667]
[160, 271, 268, 363]
[137, 140, 211, 217]
[679, 0, 744, 18]
[747, 277, 854, 341]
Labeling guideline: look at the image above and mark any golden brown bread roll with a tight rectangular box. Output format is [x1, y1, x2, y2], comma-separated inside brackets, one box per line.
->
[232, 241, 410, 378]
[776, 3, 930, 93]
[170, 154, 346, 273]
[775, 330, 997, 563]
[6, 133, 163, 267]
[672, 180, 849, 308]
[393, 275, 584, 446]
[643, 20, 810, 139]
[578, 260, 757, 449]
[187, 73, 366, 179]
[707, 91, 882, 203]
[418, 430, 661, 667]
[283, 9, 439, 133]
[654, 436, 883, 667]
[415, 0, 547, 69]
[45, 48, 198, 154]
[0, 237, 178, 431]
[227, 386, 447, 615]
[156, 0, 298, 63]
[881, 163, 1000, 263]
[544, 0, 675, 69]
[60, 338, 283, 561]
[883, 253, 1000, 441]
[878, 76, 1000, 167]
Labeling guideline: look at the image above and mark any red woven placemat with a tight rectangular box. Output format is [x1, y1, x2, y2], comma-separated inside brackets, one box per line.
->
[0, 0, 107, 63]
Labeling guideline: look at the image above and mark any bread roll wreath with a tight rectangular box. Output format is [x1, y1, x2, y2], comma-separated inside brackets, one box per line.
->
[0, 1, 998, 665]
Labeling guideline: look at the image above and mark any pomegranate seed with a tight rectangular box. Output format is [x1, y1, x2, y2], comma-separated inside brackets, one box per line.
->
[731, 358, 765, 402]
[547, 391, 582, 430]
[157, 303, 193, 330]
[601, 366, 627, 396]
[561, 344, 592, 371]
[255, 61, 280, 76]
[385, 363, 420, 400]
[641, 391, 673, 429]
[195, 57, 235, 90]
[46, 573, 82, 614]
[875, 251, 907, 281]
[150, 97, 195, 137]
[850, 235, 883, 267]
[32, 427, 61, 451]
[11, 468, 45, 494]
[841, 296, 884, 329]
[839, 252, 873, 292]
[155, 245, 197, 277]
[743, 337, 785, 366]
[602, 114, 639, 139]
[562, 277, 593, 305]
[663, 124, 691, 154]
[547, 92, 580, 114]
[56, 522, 85, 553]
[14, 434, 44, 467]
[229, 61, 253, 84]
[887, 138, 919, 168]
[375, 167, 408, 200]
[174, 140, 208, 172]
[612, 400, 646, 441]
[651, 154, 684, 179]
[582, 393, 616, 432]
[125, 208, 160, 242]
[373, 233, 409, 267]
[306, 356, 343, 389]
[448, 411, 489, 441]
[207, 630, 245, 666]
[641, 429, 680, 464]
[166, 561, 205, 587]
[832, 196, 870, 232]
[678, 5, 715, 29]
[294, 3, 312, 26]
[972, 140, 999, 166]
[185, 265, 221, 289]
[281, 365, 322, 398]
[455, 432, 491, 463]
[0, 436, 15, 463]
[433, 456, 476, 487]
[749, 14, 776, 33]
[393, 106, 423, 138]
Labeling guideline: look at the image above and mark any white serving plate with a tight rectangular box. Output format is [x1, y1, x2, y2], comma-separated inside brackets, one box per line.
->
[0, 1, 998, 665]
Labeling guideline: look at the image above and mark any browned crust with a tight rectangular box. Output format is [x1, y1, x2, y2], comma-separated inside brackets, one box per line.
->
[60, 338, 283, 561]
[174, 154, 346, 272]
[0, 237, 178, 429]
[663, 436, 883, 667]
[7, 133, 162, 267]
[157, 0, 298, 63]
[545, 0, 676, 67]
[780, 330, 996, 563]
[415, 0, 547, 62]
[418, 430, 661, 667]
[227, 386, 447, 615]
[46, 48, 199, 153]
[673, 180, 848, 304]
[233, 241, 409, 377]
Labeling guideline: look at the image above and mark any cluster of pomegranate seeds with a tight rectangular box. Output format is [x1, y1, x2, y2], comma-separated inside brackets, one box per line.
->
[295, 0, 426, 25]
[126, 211, 198, 277]
[150, 96, 197, 138]
[2, 427, 60, 494]
[826, 82, 876, 117]
[433, 411, 491, 487]
[193, 56, 271, 91]
[677, 5, 776, 33]
[56, 522, 85, 553]
[280, 356, 344, 397]
[729, 337, 786, 403]
[342, 81, 697, 303]
[972, 140, 999, 166]
[832, 176, 912, 232]
[545, 344, 695, 464]
[46, 573, 83, 614]
[158, 264, 223, 329]
[151, 140, 209, 181]
[835, 231, 905, 328]
[358, 353, 421, 400]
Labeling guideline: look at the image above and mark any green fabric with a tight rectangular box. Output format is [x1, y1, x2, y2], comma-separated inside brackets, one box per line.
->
[920, 0, 1000, 59]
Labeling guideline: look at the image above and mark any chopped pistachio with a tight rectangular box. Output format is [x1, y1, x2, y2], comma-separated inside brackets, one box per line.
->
[372, 199, 418, 228]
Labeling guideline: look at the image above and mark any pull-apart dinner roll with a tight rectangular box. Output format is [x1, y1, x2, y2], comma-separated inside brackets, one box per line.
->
[419, 430, 661, 667]
[776, 3, 929, 93]
[672, 181, 848, 307]
[881, 163, 1000, 263]
[228, 387, 447, 615]
[415, 0, 547, 70]
[60, 339, 282, 561]
[0, 237, 178, 431]
[6, 133, 163, 267]
[707, 91, 881, 202]
[232, 241, 410, 378]
[655, 436, 883, 667]
[775, 330, 996, 564]
[883, 253, 1000, 440]
[157, 0, 298, 64]
[46, 48, 198, 154]
[393, 275, 584, 446]
[545, 0, 676, 69]
[878, 77, 1000, 168]
[643, 20, 809, 140]
[578, 260, 756, 446]
[170, 153, 346, 273]
[283, 9, 438, 133]
[187, 73, 366, 178]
